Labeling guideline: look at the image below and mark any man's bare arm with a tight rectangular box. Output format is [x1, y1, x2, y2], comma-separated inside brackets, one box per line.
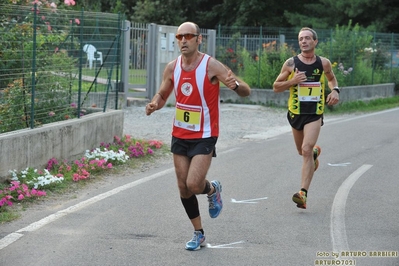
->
[273, 58, 303, 93]
[209, 58, 251, 97]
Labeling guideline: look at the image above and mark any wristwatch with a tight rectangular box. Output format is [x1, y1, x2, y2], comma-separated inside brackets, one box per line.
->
[333, 87, 340, 93]
[233, 80, 239, 91]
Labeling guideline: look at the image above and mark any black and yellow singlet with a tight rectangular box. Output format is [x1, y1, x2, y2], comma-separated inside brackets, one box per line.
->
[287, 55, 326, 115]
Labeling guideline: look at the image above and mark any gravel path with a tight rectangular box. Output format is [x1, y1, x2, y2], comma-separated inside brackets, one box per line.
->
[122, 104, 291, 150]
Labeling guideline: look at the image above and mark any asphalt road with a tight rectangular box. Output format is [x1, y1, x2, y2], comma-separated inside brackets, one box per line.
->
[1, 107, 399, 266]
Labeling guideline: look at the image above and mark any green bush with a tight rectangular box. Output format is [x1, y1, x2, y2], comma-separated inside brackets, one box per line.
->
[226, 21, 397, 89]
[238, 41, 295, 88]
[0, 3, 80, 133]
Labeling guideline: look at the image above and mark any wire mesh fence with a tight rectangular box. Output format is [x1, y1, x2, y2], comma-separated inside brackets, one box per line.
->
[0, 4, 123, 134]
[2, 4, 399, 134]
[215, 25, 399, 89]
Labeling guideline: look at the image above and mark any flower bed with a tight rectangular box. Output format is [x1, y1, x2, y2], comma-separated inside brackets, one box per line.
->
[0, 135, 163, 209]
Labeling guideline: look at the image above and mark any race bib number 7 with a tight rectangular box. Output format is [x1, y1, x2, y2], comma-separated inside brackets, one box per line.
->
[298, 82, 322, 102]
[174, 103, 202, 131]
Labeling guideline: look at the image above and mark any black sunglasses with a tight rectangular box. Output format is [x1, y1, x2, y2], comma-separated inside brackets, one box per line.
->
[175, 33, 199, 41]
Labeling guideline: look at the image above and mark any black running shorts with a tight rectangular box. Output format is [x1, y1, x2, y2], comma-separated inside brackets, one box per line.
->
[171, 136, 217, 158]
[287, 111, 324, 131]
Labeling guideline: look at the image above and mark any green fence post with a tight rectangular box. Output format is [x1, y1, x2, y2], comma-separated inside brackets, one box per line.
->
[69, 21, 74, 104]
[372, 31, 376, 84]
[258, 26, 262, 88]
[30, 3, 38, 129]
[351, 33, 355, 86]
[78, 8, 84, 118]
[114, 13, 122, 110]
[390, 32, 393, 82]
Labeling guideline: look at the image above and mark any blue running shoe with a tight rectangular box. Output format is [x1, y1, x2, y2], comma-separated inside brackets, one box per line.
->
[208, 180, 223, 218]
[185, 231, 205, 251]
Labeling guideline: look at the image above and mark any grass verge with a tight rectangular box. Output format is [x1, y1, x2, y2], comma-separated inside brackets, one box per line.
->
[325, 96, 399, 114]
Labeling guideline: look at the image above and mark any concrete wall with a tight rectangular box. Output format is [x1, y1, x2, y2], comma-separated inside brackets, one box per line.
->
[0, 110, 124, 181]
[337, 83, 396, 103]
[218, 83, 396, 107]
[136, 83, 396, 107]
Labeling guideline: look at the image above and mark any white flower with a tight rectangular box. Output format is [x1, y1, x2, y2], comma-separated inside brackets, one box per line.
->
[85, 148, 129, 163]
[26, 169, 64, 189]
[364, 47, 377, 53]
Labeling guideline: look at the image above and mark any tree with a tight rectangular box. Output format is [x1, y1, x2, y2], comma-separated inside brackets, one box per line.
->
[207, 0, 314, 28]
[132, 0, 186, 25]
[284, 0, 399, 33]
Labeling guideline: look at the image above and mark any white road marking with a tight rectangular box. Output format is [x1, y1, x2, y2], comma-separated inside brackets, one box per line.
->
[218, 148, 241, 155]
[328, 162, 351, 167]
[206, 241, 245, 249]
[0, 233, 24, 250]
[231, 197, 268, 204]
[330, 164, 373, 257]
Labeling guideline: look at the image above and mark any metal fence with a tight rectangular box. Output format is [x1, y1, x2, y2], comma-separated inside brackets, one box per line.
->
[125, 24, 399, 99]
[2, 5, 399, 134]
[0, 4, 123, 134]
[124, 22, 216, 101]
[214, 25, 399, 88]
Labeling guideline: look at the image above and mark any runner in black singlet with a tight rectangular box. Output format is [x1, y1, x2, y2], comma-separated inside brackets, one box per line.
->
[273, 27, 340, 209]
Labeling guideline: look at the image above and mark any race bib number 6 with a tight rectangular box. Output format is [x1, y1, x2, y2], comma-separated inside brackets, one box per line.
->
[174, 103, 202, 131]
[298, 82, 322, 102]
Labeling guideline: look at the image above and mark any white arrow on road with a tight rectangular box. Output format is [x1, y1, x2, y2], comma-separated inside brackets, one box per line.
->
[231, 196, 268, 204]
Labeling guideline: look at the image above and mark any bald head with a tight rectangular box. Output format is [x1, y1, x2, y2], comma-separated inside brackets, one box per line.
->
[178, 22, 200, 35]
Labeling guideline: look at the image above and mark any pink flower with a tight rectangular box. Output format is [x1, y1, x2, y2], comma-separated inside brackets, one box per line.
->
[18, 194, 25, 200]
[74, 18, 80, 25]
[10, 181, 20, 187]
[49, 111, 55, 117]
[82, 169, 89, 176]
[21, 184, 29, 192]
[73, 173, 80, 181]
[50, 2, 57, 8]
[37, 190, 46, 196]
[31, 7, 40, 14]
[107, 163, 112, 169]
[64, 0, 76, 6]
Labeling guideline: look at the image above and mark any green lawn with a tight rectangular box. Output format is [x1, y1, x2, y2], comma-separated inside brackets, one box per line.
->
[80, 67, 146, 84]
[66, 68, 147, 92]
